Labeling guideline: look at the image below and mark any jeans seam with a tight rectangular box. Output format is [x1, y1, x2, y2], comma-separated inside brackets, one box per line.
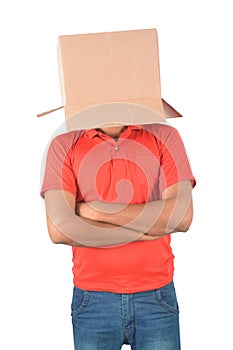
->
[120, 294, 127, 343]
[132, 294, 136, 350]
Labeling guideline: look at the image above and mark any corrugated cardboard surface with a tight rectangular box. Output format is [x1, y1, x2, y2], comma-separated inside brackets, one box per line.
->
[57, 28, 170, 128]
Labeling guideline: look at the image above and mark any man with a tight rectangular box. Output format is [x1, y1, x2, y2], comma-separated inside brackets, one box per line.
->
[41, 122, 195, 350]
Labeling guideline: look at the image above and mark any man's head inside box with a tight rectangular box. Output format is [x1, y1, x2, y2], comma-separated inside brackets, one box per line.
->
[55, 28, 181, 130]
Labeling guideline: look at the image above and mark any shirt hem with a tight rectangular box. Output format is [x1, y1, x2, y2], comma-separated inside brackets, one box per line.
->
[73, 277, 173, 294]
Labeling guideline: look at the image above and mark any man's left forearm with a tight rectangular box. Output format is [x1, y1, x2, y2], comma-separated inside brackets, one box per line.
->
[80, 199, 191, 236]
[77, 181, 193, 236]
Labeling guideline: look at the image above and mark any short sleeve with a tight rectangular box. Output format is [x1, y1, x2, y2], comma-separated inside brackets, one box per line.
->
[157, 126, 196, 195]
[40, 133, 79, 199]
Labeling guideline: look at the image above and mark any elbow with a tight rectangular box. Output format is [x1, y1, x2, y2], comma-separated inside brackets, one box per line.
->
[178, 213, 193, 233]
[50, 235, 62, 245]
[46, 214, 69, 244]
[178, 200, 194, 233]
[179, 222, 191, 233]
[48, 228, 65, 244]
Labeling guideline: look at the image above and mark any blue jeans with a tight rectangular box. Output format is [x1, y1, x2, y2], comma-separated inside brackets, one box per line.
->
[71, 281, 180, 350]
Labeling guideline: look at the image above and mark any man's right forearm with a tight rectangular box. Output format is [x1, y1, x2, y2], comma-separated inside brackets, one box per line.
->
[45, 190, 158, 248]
[47, 214, 158, 248]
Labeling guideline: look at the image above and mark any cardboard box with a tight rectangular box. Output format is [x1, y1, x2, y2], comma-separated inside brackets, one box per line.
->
[38, 28, 181, 129]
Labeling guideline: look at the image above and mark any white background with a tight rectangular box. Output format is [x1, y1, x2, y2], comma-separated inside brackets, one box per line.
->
[0, 0, 232, 349]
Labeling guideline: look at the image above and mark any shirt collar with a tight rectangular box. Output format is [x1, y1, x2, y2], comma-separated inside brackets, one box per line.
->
[84, 125, 142, 139]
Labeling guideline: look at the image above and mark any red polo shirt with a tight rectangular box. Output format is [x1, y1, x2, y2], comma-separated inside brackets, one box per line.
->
[41, 124, 195, 293]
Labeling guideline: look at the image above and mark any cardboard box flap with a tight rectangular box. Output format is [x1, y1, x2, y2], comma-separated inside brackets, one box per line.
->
[162, 99, 182, 118]
[36, 99, 182, 119]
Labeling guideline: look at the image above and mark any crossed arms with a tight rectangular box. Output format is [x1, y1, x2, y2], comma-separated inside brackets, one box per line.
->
[45, 180, 193, 248]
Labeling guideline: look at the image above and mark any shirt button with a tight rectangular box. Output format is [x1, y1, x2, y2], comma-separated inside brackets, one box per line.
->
[114, 146, 119, 151]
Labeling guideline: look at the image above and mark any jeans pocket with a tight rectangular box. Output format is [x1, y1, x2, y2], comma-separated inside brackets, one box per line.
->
[154, 282, 179, 314]
[71, 286, 90, 316]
